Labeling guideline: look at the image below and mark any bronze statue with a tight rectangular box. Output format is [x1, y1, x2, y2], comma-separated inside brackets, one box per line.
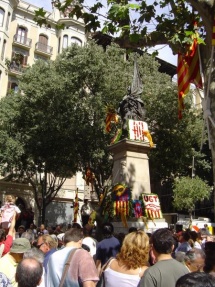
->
[118, 57, 145, 138]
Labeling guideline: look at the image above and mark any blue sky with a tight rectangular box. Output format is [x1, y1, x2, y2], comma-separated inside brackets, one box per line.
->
[26, 0, 177, 65]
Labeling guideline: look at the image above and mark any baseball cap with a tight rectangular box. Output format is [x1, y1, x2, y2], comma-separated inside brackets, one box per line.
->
[10, 238, 31, 253]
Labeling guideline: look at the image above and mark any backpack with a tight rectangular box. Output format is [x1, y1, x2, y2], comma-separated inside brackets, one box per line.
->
[1, 204, 15, 229]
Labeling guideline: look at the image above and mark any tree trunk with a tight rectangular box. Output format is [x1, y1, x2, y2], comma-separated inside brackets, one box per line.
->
[200, 42, 215, 220]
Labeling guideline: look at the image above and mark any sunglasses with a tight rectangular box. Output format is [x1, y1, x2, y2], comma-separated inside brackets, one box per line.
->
[37, 242, 45, 249]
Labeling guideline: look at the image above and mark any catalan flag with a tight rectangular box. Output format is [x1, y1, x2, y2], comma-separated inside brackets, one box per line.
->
[105, 106, 119, 133]
[73, 188, 79, 223]
[212, 16, 215, 46]
[177, 38, 203, 119]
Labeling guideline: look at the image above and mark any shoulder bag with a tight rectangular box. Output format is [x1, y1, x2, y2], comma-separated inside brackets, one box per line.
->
[96, 257, 114, 287]
[59, 248, 78, 287]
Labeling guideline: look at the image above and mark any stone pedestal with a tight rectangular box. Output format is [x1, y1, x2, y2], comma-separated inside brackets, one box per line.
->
[112, 218, 168, 234]
[108, 139, 154, 200]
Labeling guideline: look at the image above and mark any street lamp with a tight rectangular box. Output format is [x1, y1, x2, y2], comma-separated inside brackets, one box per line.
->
[35, 163, 47, 225]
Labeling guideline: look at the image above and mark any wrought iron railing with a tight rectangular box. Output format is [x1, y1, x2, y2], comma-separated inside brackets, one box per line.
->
[13, 34, 32, 47]
[35, 42, 53, 54]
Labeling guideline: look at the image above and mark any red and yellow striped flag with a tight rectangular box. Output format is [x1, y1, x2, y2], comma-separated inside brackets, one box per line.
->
[73, 188, 79, 223]
[177, 38, 202, 119]
[212, 16, 215, 46]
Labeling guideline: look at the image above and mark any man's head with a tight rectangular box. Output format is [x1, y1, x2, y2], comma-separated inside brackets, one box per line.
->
[18, 226, 25, 235]
[15, 258, 43, 287]
[24, 247, 44, 264]
[29, 223, 35, 230]
[176, 272, 215, 287]
[37, 234, 57, 254]
[102, 222, 114, 238]
[63, 228, 83, 246]
[151, 228, 174, 255]
[184, 248, 205, 272]
[178, 231, 191, 243]
[55, 225, 62, 232]
[40, 224, 45, 231]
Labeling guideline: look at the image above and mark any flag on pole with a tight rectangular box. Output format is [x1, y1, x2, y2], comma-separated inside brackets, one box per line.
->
[212, 16, 215, 46]
[177, 38, 203, 119]
[73, 188, 79, 223]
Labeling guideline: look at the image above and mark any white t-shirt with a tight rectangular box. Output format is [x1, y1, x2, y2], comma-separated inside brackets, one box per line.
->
[104, 266, 141, 287]
[194, 241, 202, 249]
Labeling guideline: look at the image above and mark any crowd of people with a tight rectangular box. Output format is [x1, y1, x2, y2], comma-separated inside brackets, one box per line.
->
[0, 202, 215, 287]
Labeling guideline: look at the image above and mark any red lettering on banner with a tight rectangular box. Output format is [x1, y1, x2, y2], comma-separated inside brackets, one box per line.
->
[132, 122, 138, 140]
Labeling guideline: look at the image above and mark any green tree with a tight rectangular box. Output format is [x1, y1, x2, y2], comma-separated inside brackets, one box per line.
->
[173, 176, 211, 220]
[0, 42, 210, 222]
[36, 1, 215, 205]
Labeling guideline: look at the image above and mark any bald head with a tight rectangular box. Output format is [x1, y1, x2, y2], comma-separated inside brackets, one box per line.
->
[16, 258, 43, 287]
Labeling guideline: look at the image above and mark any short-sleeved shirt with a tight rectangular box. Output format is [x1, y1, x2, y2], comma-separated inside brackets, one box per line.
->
[0, 272, 13, 287]
[96, 236, 120, 266]
[0, 254, 18, 287]
[46, 247, 99, 287]
[138, 259, 189, 287]
[43, 248, 57, 273]
[175, 242, 192, 253]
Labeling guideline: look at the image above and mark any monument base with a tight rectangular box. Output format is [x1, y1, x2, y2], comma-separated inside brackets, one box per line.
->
[108, 138, 155, 200]
[112, 218, 168, 234]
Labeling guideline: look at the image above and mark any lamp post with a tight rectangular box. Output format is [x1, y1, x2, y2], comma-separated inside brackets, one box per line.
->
[35, 163, 47, 225]
[41, 168, 47, 224]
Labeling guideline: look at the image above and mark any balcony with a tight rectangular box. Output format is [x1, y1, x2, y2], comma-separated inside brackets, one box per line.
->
[8, 62, 27, 76]
[13, 34, 32, 49]
[35, 42, 53, 56]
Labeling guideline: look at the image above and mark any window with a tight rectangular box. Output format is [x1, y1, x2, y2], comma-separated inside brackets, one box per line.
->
[11, 51, 28, 71]
[0, 8, 5, 27]
[7, 81, 19, 94]
[34, 54, 48, 61]
[6, 12, 10, 30]
[38, 34, 48, 52]
[11, 82, 19, 93]
[1, 39, 6, 60]
[17, 26, 27, 44]
[63, 35, 68, 49]
[71, 37, 82, 46]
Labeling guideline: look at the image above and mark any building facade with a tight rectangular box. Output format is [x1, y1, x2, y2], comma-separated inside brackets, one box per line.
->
[0, 0, 91, 226]
[0, 0, 87, 98]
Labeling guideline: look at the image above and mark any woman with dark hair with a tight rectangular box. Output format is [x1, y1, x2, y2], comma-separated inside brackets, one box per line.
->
[103, 230, 149, 287]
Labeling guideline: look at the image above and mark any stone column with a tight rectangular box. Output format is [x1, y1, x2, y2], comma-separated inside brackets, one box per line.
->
[108, 138, 154, 200]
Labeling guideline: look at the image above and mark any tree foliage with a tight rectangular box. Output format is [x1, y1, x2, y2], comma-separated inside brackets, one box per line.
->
[35, 1, 214, 56]
[173, 176, 211, 218]
[0, 42, 211, 222]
